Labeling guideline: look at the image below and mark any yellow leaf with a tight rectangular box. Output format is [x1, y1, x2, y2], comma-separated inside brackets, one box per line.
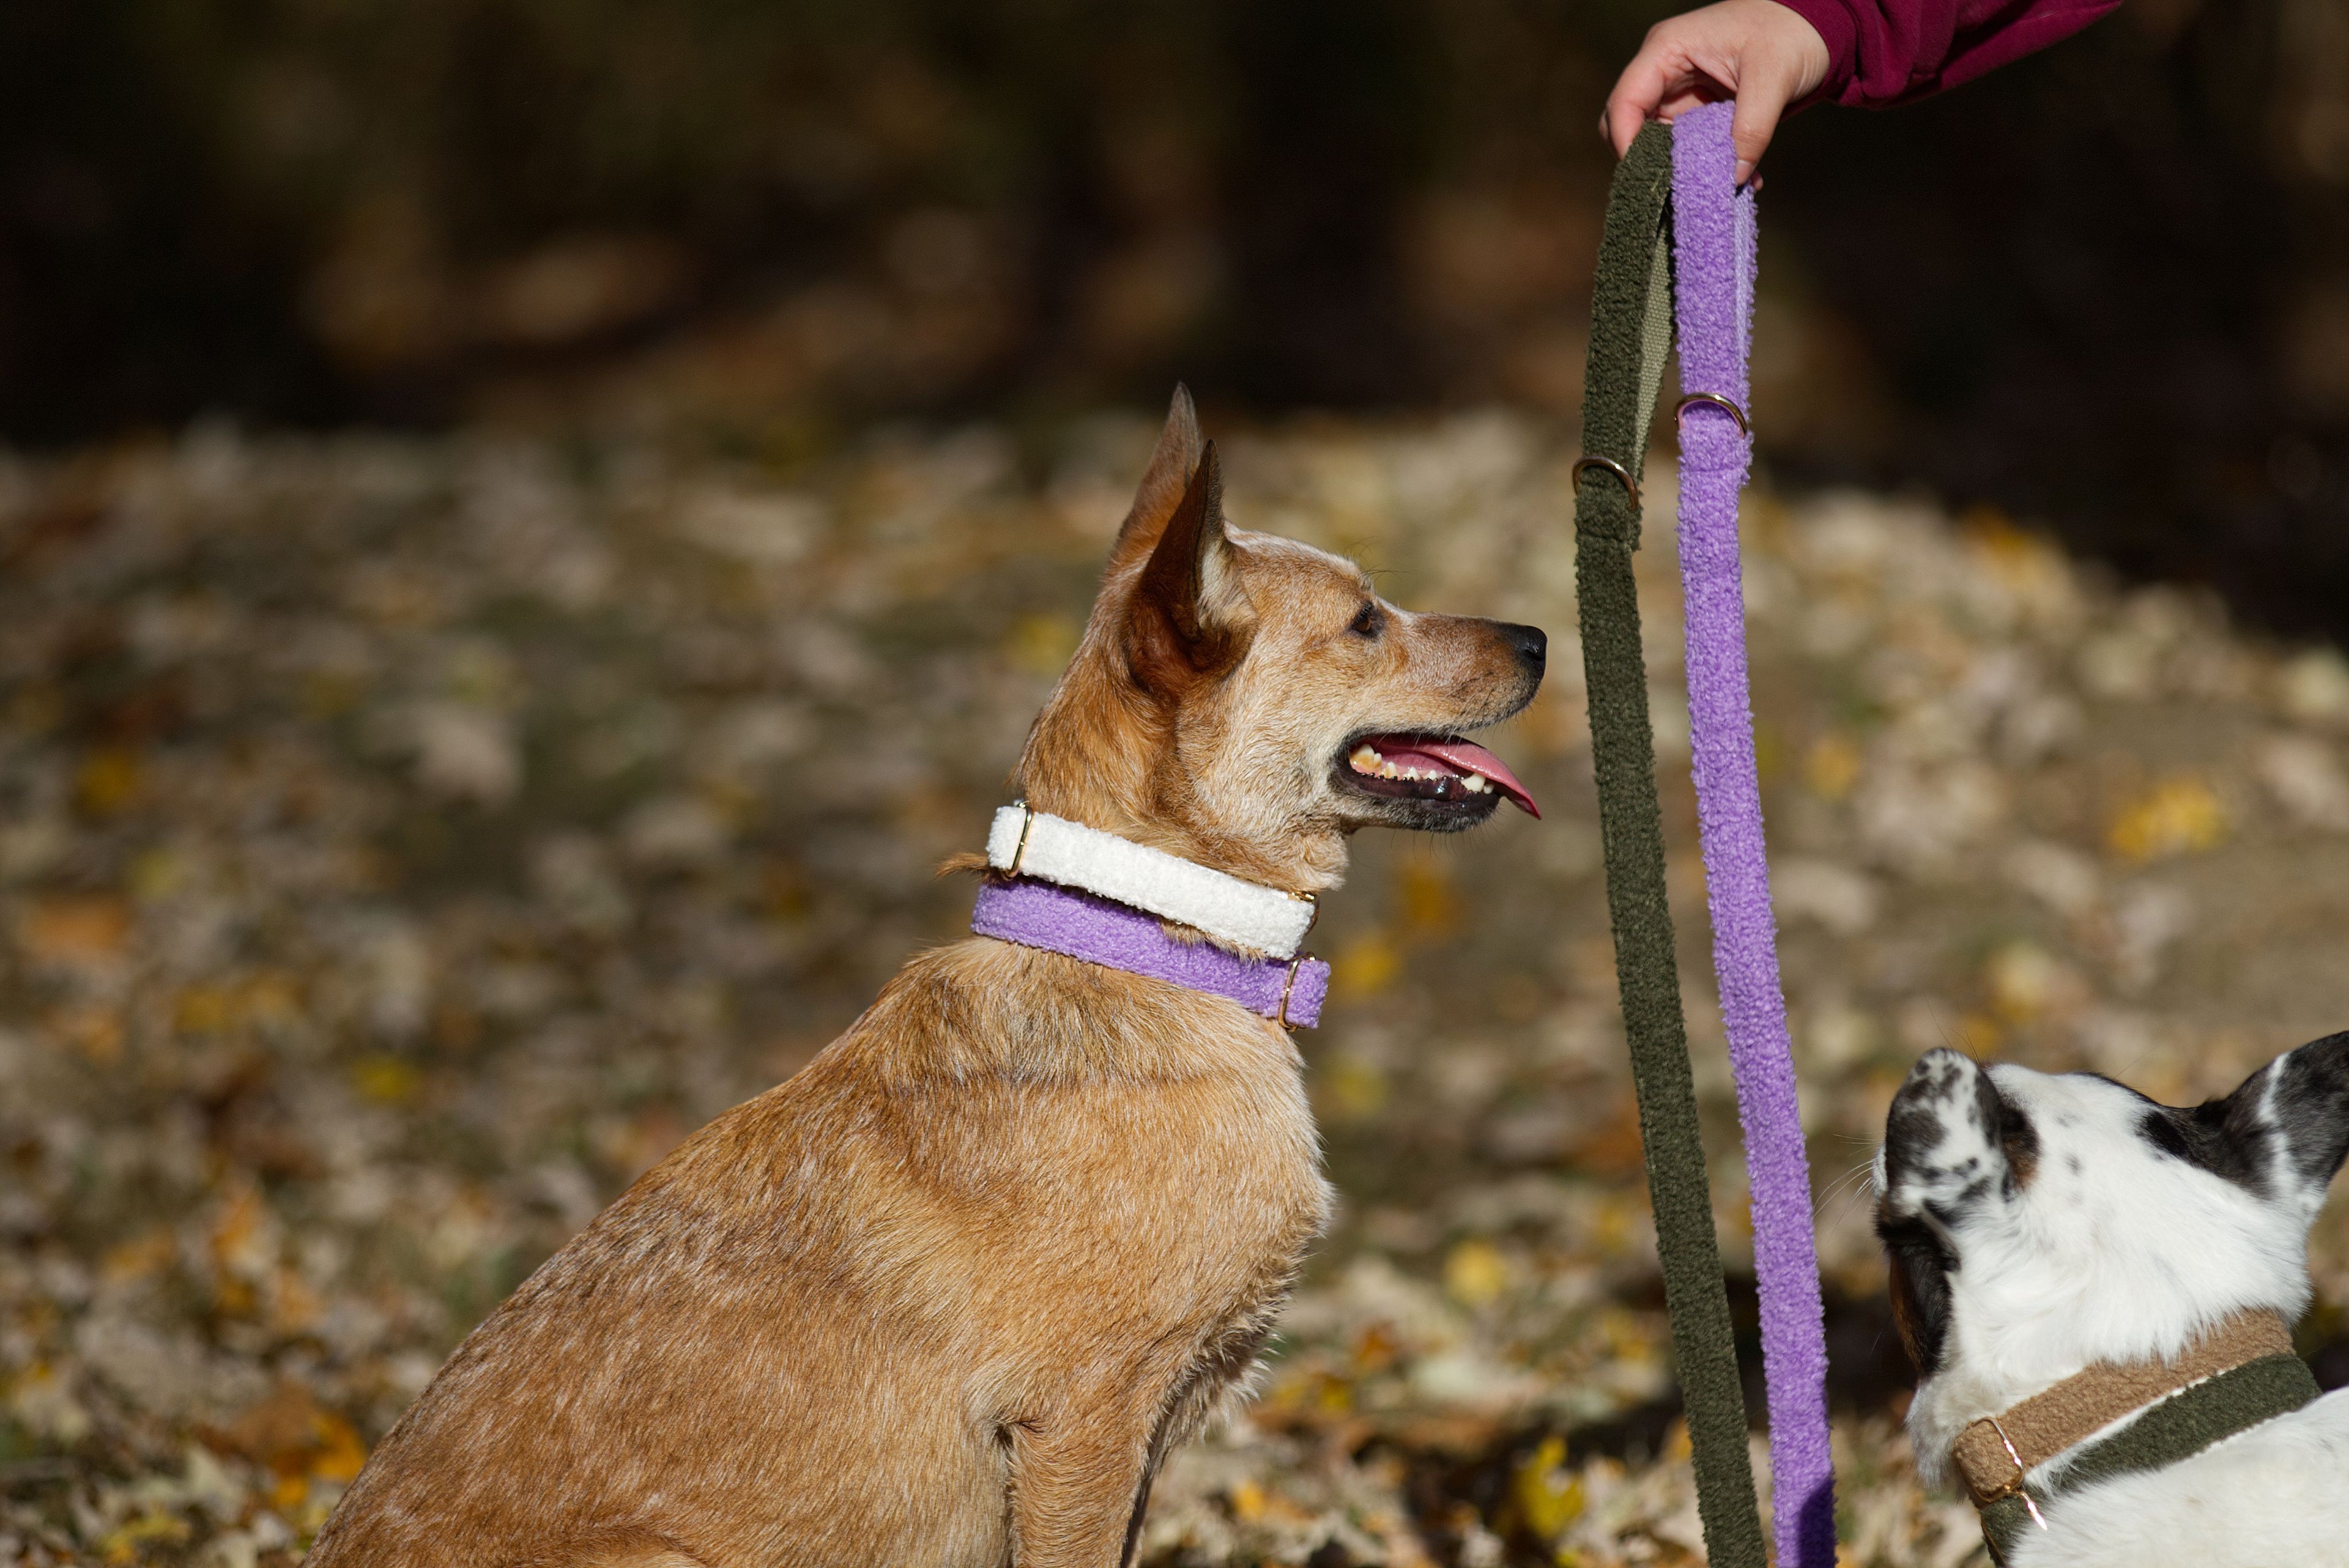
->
[75, 747, 144, 817]
[2108, 777, 2227, 862]
[1803, 734, 1861, 801]
[1986, 942, 2073, 1023]
[353, 1055, 423, 1104]
[1953, 1012, 2003, 1056]
[310, 1411, 370, 1484]
[100, 1229, 177, 1286]
[1513, 1434, 1586, 1540]
[99, 1512, 190, 1564]
[1004, 613, 1079, 676]
[1320, 1052, 1389, 1120]
[1398, 855, 1460, 936]
[175, 985, 236, 1035]
[1444, 1238, 1510, 1309]
[1332, 931, 1401, 999]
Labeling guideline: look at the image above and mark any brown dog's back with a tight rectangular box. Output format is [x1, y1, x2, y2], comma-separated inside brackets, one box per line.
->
[307, 938, 1328, 1567]
[309, 387, 1544, 1565]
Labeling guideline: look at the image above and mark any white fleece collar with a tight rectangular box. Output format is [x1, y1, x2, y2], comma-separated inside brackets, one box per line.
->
[985, 804, 1316, 958]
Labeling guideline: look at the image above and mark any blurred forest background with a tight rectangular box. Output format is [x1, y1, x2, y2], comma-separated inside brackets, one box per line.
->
[10, 3, 2349, 1565]
[6, 0, 2349, 642]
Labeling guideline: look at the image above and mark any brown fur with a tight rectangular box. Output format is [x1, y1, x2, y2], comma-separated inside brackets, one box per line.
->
[306, 388, 1543, 1568]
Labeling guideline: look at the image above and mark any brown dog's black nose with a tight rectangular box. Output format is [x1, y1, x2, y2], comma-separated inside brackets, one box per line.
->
[1499, 622, 1546, 676]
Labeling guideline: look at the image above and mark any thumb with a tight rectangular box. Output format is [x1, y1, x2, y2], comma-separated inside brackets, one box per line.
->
[1727, 76, 1791, 187]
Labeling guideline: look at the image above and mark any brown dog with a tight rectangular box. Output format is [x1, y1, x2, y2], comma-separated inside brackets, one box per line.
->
[306, 390, 1546, 1568]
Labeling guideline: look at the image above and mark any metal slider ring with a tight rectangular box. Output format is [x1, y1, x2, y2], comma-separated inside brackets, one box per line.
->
[1291, 890, 1320, 939]
[1675, 391, 1751, 437]
[1009, 801, 1036, 875]
[1985, 1419, 2047, 1531]
[1571, 455, 1641, 507]
[1275, 956, 1305, 1030]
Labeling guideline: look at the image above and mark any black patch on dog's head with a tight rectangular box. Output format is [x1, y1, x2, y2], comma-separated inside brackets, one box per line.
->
[2126, 1034, 2349, 1200]
[2136, 1101, 2272, 1195]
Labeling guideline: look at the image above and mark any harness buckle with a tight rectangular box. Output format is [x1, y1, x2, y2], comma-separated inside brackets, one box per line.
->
[1977, 1418, 2047, 1530]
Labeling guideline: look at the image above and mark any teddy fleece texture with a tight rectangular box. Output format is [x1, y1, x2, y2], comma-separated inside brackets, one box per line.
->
[1672, 100, 1836, 1568]
[971, 877, 1329, 1028]
[985, 805, 1316, 958]
[1572, 117, 1768, 1568]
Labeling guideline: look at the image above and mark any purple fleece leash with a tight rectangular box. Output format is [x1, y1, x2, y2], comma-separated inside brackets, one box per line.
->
[972, 878, 1331, 1027]
[1672, 102, 1836, 1568]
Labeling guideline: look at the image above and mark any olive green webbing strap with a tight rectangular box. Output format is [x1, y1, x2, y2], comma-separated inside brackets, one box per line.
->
[1978, 1353, 2321, 1562]
[1572, 122, 1768, 1568]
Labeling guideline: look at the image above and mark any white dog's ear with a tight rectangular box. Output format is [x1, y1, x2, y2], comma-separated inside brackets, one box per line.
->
[1876, 1049, 2034, 1376]
[2175, 1032, 2349, 1215]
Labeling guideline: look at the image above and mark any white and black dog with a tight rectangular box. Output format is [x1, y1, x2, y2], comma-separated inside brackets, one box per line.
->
[1876, 1035, 2349, 1567]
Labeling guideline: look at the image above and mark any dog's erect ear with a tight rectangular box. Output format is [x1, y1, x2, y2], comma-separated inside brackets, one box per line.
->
[2190, 1032, 2349, 1209]
[1125, 440, 1242, 693]
[1110, 384, 1205, 572]
[1876, 1050, 2033, 1378]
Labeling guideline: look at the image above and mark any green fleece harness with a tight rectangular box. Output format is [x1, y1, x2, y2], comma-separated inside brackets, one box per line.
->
[1978, 1352, 2320, 1562]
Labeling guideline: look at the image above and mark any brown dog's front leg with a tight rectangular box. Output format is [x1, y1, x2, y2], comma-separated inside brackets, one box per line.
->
[1005, 1404, 1158, 1568]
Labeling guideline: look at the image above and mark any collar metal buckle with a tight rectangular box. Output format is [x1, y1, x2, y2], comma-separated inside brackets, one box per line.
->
[1008, 800, 1036, 875]
[1275, 955, 1306, 1030]
[1980, 1418, 2047, 1531]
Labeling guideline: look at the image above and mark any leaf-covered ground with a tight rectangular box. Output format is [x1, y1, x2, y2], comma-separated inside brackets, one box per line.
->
[4, 415, 2347, 1566]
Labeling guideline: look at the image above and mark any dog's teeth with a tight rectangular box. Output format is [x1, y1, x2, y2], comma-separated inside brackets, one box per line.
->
[1349, 745, 1382, 774]
[1464, 774, 1488, 793]
[1377, 761, 1402, 779]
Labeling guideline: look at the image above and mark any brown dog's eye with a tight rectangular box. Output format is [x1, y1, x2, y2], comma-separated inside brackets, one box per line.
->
[1348, 602, 1384, 638]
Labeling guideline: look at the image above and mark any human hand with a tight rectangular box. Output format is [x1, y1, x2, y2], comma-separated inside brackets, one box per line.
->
[1604, 0, 1831, 187]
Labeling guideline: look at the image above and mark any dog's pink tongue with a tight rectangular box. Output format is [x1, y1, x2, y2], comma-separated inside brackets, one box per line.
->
[1380, 738, 1540, 818]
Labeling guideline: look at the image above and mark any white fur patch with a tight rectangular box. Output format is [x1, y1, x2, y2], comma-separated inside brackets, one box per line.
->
[1895, 1066, 2312, 1484]
[1876, 1041, 2349, 1565]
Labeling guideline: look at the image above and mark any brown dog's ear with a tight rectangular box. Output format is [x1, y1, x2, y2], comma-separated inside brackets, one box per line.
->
[1110, 384, 1204, 571]
[1126, 440, 1242, 693]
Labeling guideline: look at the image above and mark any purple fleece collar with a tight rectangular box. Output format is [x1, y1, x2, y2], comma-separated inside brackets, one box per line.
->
[971, 878, 1330, 1028]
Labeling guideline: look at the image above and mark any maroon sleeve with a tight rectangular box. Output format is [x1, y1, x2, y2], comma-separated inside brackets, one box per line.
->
[1773, 0, 2124, 109]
